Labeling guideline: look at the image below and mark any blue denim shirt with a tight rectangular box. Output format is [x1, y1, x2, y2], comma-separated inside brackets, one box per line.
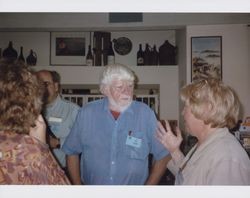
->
[62, 97, 169, 185]
[44, 95, 79, 167]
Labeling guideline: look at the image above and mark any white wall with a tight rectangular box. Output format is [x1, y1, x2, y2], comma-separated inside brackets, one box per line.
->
[186, 24, 250, 119]
[176, 28, 187, 129]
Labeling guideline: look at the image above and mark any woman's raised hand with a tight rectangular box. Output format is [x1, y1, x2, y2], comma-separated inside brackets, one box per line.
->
[156, 120, 183, 154]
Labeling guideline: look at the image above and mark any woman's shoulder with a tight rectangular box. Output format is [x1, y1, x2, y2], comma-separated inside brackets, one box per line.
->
[209, 129, 249, 162]
[0, 131, 49, 157]
[0, 131, 70, 184]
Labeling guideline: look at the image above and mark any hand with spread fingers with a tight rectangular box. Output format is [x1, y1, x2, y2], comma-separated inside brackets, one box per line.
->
[156, 120, 183, 155]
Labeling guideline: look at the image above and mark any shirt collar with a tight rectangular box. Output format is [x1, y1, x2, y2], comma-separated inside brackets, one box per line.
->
[46, 95, 60, 109]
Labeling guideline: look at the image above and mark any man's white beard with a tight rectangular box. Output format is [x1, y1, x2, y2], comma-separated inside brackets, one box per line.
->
[108, 97, 132, 112]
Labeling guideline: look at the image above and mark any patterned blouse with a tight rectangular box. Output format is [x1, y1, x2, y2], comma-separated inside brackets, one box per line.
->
[0, 131, 70, 185]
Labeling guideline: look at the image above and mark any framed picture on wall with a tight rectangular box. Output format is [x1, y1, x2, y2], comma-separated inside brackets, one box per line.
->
[191, 36, 222, 81]
[50, 32, 90, 65]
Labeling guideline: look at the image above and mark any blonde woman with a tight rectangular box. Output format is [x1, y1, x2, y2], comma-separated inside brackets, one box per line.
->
[156, 78, 250, 185]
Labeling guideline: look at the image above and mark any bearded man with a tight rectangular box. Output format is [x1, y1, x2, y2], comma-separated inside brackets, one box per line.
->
[62, 64, 170, 185]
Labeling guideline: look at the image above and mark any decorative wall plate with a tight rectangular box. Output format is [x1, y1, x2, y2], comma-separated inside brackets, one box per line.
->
[113, 37, 132, 55]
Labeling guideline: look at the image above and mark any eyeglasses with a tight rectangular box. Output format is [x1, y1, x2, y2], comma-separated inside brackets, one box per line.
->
[43, 81, 53, 87]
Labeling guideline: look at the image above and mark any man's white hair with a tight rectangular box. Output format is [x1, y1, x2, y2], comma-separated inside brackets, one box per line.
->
[99, 64, 135, 92]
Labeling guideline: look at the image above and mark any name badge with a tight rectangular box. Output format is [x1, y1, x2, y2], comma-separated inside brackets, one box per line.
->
[48, 117, 62, 123]
[126, 135, 142, 148]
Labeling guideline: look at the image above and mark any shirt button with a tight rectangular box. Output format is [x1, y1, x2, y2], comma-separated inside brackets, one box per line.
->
[110, 177, 113, 180]
[111, 161, 115, 165]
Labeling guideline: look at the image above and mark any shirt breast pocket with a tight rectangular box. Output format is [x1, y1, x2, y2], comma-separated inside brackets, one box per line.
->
[125, 131, 149, 160]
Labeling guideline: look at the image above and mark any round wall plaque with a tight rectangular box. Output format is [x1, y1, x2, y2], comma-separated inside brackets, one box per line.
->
[113, 37, 132, 55]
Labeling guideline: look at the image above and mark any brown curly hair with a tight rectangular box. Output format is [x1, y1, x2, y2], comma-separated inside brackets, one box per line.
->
[0, 60, 44, 134]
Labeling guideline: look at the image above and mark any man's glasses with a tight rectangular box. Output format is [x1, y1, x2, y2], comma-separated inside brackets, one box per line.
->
[43, 81, 53, 87]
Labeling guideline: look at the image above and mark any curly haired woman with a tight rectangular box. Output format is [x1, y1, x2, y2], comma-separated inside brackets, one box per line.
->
[0, 60, 70, 184]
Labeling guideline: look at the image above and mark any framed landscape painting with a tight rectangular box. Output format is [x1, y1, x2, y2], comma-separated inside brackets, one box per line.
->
[191, 36, 222, 81]
[50, 32, 90, 66]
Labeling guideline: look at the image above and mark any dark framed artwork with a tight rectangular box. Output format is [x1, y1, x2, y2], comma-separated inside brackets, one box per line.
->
[191, 36, 222, 81]
[50, 32, 90, 65]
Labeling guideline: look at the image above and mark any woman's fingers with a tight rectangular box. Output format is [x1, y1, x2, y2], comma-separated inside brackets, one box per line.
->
[176, 126, 183, 140]
[157, 120, 175, 137]
[156, 119, 183, 153]
[163, 119, 172, 132]
[157, 121, 167, 136]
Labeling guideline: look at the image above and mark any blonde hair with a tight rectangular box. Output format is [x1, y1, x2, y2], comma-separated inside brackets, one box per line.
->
[99, 64, 135, 93]
[180, 78, 240, 129]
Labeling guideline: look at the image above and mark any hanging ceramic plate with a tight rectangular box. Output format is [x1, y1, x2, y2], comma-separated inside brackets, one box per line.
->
[113, 37, 132, 55]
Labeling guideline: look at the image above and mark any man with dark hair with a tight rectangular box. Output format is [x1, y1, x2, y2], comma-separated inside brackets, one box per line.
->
[51, 70, 61, 83]
[36, 70, 79, 170]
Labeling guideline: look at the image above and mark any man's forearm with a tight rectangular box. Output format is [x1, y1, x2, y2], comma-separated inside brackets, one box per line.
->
[145, 155, 171, 185]
[66, 155, 82, 185]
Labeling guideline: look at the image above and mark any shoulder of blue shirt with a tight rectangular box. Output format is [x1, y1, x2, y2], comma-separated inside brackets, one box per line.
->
[60, 97, 80, 109]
